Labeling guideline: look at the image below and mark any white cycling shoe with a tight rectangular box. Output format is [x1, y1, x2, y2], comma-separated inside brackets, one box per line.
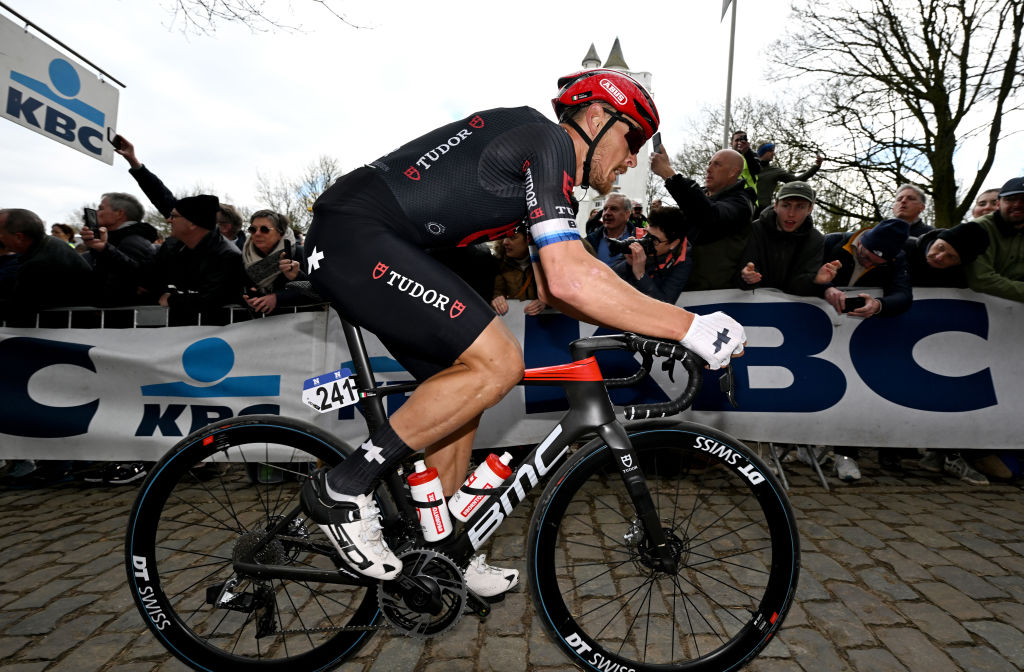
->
[464, 554, 519, 598]
[301, 470, 402, 581]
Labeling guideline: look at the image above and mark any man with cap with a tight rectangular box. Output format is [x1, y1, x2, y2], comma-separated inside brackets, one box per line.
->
[904, 221, 990, 288]
[966, 177, 1024, 302]
[754, 143, 824, 213]
[135, 195, 244, 324]
[738, 181, 831, 296]
[820, 218, 913, 319]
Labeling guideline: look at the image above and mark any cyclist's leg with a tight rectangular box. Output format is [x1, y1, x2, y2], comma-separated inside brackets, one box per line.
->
[423, 413, 482, 496]
[301, 174, 522, 576]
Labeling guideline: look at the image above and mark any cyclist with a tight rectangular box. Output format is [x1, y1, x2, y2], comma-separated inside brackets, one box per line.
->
[299, 69, 746, 596]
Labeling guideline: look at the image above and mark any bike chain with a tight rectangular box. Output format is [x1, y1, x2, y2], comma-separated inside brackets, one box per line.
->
[273, 621, 392, 636]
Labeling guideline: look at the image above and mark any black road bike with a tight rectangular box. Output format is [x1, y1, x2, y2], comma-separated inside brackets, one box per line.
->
[125, 319, 800, 671]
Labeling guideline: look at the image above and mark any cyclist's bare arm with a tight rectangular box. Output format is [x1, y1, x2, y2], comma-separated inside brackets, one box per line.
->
[534, 239, 694, 339]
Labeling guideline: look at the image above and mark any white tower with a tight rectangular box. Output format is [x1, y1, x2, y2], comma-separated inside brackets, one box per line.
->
[573, 38, 654, 228]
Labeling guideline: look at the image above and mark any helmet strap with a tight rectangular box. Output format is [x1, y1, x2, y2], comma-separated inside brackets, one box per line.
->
[565, 115, 618, 189]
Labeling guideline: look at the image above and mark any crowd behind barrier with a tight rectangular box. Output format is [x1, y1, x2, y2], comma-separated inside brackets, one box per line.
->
[0, 289, 1020, 465]
[2, 129, 1023, 488]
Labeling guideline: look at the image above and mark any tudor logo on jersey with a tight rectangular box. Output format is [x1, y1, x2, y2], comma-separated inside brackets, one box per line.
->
[469, 115, 484, 129]
[404, 167, 421, 181]
[450, 300, 465, 319]
[372, 262, 389, 280]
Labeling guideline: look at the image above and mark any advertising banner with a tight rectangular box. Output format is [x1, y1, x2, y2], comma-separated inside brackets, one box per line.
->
[0, 289, 1020, 460]
[0, 15, 120, 164]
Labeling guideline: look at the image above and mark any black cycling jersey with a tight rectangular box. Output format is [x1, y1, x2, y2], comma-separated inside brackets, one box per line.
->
[367, 106, 580, 249]
[305, 106, 581, 380]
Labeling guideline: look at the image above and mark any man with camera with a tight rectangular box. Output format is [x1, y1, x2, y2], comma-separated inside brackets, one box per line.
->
[611, 206, 691, 304]
[585, 193, 639, 266]
[81, 192, 159, 307]
[651, 147, 756, 291]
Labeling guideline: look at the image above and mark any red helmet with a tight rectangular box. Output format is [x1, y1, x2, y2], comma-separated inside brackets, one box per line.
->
[551, 69, 659, 141]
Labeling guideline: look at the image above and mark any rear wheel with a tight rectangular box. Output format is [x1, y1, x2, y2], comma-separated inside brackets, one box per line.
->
[528, 423, 799, 672]
[125, 415, 381, 671]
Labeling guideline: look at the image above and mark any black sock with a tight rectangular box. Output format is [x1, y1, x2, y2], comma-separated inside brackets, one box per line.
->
[326, 423, 414, 496]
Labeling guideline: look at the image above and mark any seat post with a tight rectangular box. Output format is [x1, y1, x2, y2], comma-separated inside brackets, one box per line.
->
[340, 319, 388, 434]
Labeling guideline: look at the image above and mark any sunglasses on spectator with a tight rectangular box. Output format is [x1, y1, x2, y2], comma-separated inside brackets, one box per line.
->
[248, 225, 276, 234]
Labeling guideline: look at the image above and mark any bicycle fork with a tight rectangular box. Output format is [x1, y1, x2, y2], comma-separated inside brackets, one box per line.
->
[598, 420, 677, 573]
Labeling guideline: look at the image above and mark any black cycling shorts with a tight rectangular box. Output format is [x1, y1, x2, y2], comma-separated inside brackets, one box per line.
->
[304, 167, 495, 381]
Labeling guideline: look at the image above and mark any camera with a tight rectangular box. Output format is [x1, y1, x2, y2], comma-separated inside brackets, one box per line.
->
[607, 235, 657, 257]
[843, 295, 868, 312]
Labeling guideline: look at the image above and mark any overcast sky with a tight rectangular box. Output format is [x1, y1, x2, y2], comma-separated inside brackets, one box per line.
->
[2, 0, 1021, 227]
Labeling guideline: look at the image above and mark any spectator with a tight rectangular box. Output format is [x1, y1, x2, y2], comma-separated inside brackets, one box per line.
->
[218, 204, 246, 251]
[821, 218, 913, 319]
[50, 223, 77, 247]
[112, 134, 246, 251]
[652, 146, 755, 290]
[242, 209, 313, 314]
[491, 225, 546, 316]
[611, 205, 691, 304]
[81, 192, 159, 306]
[0, 238, 19, 296]
[585, 193, 636, 266]
[892, 184, 932, 237]
[819, 218, 912, 481]
[730, 130, 762, 191]
[754, 143, 824, 212]
[0, 208, 92, 320]
[904, 221, 989, 288]
[738, 181, 827, 296]
[584, 206, 603, 235]
[901, 220, 992, 485]
[138, 195, 245, 324]
[629, 201, 648, 229]
[971, 188, 1000, 218]
[965, 177, 1024, 302]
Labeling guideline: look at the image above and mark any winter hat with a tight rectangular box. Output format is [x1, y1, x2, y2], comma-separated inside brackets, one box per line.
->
[860, 218, 910, 261]
[937, 221, 990, 265]
[757, 142, 775, 157]
[174, 195, 220, 230]
[776, 181, 815, 203]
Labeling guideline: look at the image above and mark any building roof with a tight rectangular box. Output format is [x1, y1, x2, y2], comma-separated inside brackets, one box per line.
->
[603, 37, 630, 70]
[581, 43, 601, 68]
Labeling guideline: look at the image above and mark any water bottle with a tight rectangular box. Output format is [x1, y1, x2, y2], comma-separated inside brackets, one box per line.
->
[448, 452, 513, 522]
[407, 460, 452, 542]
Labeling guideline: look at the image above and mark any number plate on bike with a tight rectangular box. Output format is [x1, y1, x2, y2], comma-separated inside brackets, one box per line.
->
[302, 368, 359, 413]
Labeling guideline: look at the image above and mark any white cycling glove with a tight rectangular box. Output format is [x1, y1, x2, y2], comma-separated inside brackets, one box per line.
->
[680, 311, 746, 370]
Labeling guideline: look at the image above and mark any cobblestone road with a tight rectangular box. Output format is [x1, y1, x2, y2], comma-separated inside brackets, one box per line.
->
[2, 451, 1022, 672]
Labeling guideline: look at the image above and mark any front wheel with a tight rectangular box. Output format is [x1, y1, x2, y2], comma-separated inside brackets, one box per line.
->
[125, 414, 381, 671]
[528, 423, 799, 672]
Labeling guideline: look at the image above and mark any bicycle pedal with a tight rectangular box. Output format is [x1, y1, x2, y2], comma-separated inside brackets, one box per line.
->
[465, 592, 494, 617]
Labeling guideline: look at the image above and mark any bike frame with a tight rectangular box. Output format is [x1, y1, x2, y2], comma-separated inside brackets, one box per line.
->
[241, 319, 681, 583]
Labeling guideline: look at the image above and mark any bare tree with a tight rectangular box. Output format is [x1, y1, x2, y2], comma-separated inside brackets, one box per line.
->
[769, 0, 1024, 229]
[255, 155, 344, 231]
[165, 0, 364, 33]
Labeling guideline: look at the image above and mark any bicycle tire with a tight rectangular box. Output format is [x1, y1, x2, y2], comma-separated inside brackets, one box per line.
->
[125, 414, 381, 671]
[528, 422, 799, 672]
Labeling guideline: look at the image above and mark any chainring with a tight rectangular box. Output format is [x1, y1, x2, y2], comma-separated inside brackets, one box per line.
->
[377, 548, 467, 638]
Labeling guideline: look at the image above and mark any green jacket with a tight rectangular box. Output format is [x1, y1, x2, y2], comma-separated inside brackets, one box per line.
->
[966, 211, 1024, 302]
